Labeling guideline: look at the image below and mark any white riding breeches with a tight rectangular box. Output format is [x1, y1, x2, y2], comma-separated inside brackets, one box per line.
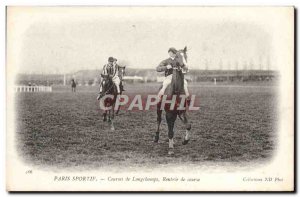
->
[158, 74, 189, 96]
[112, 76, 121, 93]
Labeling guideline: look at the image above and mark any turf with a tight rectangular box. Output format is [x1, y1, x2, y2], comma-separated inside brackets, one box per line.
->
[15, 82, 277, 170]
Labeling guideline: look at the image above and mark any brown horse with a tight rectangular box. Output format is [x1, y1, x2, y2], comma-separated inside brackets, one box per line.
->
[155, 47, 192, 155]
[99, 74, 118, 130]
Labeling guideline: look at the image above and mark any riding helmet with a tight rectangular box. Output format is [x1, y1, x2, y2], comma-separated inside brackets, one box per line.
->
[168, 47, 177, 54]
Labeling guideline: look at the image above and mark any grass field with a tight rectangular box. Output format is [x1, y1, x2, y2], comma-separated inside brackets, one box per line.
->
[15, 82, 278, 170]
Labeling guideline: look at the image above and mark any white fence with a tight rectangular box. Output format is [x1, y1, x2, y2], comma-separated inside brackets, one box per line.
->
[15, 86, 52, 93]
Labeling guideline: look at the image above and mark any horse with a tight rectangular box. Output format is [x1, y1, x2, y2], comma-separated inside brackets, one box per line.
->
[99, 74, 118, 130]
[71, 79, 76, 92]
[155, 46, 192, 155]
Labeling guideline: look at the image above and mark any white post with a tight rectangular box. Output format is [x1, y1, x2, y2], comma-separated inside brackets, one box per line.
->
[214, 78, 217, 85]
[64, 74, 66, 86]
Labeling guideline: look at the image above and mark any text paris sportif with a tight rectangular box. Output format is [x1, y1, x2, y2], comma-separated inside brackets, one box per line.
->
[53, 176, 200, 182]
[7, 7, 294, 191]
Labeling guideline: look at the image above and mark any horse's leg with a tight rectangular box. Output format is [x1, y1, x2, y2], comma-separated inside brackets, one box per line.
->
[154, 102, 162, 143]
[110, 106, 115, 131]
[102, 100, 107, 122]
[107, 110, 111, 123]
[179, 111, 191, 145]
[116, 92, 121, 115]
[166, 111, 177, 155]
[103, 111, 107, 122]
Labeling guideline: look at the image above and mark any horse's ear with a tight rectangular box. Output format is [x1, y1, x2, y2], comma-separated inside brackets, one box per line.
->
[184, 46, 187, 52]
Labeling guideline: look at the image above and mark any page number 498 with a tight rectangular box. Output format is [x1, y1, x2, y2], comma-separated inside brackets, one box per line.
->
[25, 170, 32, 174]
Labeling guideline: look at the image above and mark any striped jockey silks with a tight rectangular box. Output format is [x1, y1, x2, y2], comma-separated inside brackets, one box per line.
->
[102, 64, 118, 77]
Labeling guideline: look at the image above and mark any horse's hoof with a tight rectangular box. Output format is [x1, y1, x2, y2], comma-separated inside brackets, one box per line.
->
[182, 139, 189, 145]
[154, 137, 159, 143]
[166, 139, 175, 144]
[111, 127, 115, 131]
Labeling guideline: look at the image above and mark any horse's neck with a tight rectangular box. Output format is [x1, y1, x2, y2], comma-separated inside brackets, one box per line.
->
[165, 70, 184, 96]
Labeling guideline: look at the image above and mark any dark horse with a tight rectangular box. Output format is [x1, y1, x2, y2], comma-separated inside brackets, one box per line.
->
[71, 79, 76, 92]
[155, 47, 191, 155]
[99, 74, 118, 130]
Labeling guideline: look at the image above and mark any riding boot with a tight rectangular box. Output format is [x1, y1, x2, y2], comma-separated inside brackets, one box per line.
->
[120, 83, 125, 91]
[97, 92, 103, 100]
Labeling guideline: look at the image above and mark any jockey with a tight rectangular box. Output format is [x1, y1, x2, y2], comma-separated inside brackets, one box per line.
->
[156, 47, 190, 98]
[97, 57, 121, 100]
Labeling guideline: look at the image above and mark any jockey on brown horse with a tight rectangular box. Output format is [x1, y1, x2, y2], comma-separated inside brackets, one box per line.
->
[155, 47, 192, 155]
[157, 47, 190, 99]
[97, 57, 125, 100]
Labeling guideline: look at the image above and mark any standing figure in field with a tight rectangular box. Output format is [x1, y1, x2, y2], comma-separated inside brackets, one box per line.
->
[155, 46, 192, 155]
[71, 78, 76, 92]
[157, 47, 190, 99]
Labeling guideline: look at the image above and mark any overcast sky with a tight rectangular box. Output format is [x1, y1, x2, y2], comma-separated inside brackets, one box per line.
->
[9, 7, 280, 74]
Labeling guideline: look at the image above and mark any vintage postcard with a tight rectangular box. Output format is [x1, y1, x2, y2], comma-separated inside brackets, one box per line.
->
[6, 6, 294, 191]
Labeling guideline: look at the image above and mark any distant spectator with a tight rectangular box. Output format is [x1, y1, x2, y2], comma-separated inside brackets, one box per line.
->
[71, 78, 76, 92]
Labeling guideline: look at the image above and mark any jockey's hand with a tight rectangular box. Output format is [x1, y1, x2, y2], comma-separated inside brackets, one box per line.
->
[166, 64, 172, 69]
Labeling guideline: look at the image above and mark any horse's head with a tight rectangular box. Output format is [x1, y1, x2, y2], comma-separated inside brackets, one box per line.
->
[167, 46, 188, 97]
[176, 46, 188, 66]
[118, 65, 126, 77]
[101, 74, 113, 93]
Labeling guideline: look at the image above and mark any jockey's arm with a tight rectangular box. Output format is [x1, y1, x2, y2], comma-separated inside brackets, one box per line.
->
[156, 59, 169, 72]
